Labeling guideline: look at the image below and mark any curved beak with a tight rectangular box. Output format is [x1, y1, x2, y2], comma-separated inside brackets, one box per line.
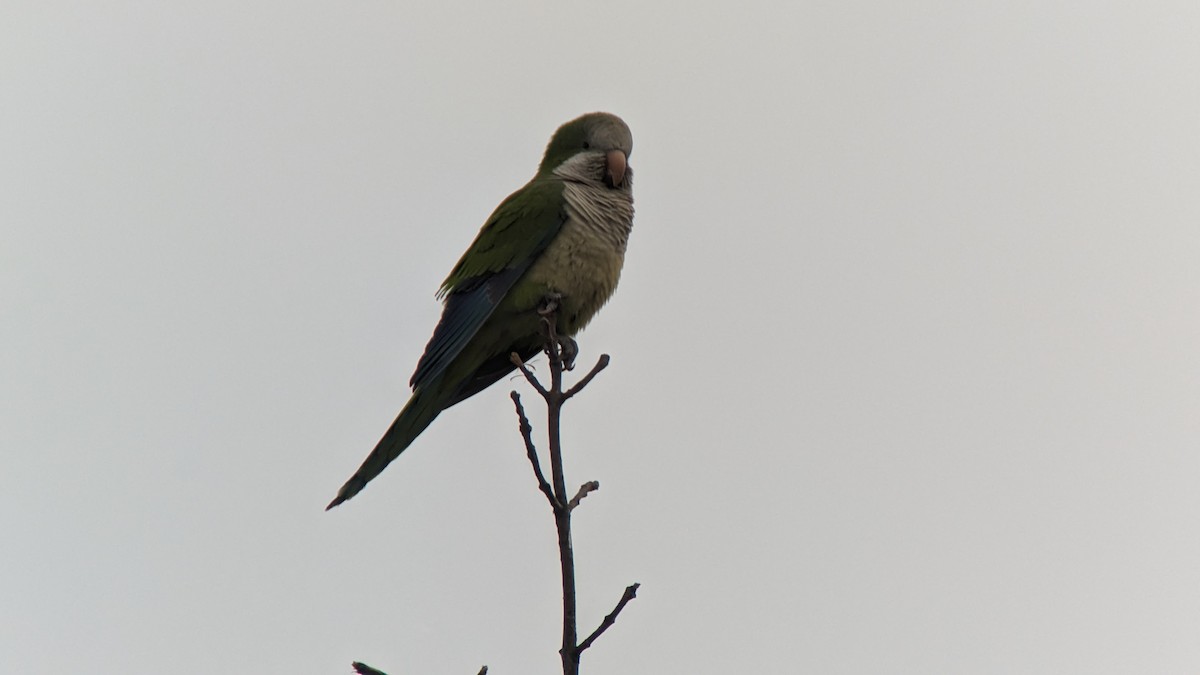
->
[605, 149, 627, 188]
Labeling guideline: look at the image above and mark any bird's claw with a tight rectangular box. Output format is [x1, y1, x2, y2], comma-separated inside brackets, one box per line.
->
[559, 336, 578, 371]
[537, 293, 563, 317]
[536, 293, 575, 369]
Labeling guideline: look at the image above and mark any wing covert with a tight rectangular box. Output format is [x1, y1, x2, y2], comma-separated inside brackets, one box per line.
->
[408, 180, 566, 392]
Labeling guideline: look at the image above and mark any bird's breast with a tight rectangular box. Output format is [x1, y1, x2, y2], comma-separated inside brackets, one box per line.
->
[524, 183, 634, 335]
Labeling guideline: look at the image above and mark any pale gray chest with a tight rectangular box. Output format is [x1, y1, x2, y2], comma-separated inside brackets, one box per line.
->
[524, 182, 634, 330]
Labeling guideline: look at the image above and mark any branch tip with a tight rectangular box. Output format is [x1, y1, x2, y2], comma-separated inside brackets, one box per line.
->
[564, 354, 611, 399]
[577, 582, 641, 655]
[511, 390, 560, 509]
[567, 481, 600, 510]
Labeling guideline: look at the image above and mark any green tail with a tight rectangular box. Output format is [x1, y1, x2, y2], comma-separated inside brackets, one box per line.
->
[326, 387, 445, 510]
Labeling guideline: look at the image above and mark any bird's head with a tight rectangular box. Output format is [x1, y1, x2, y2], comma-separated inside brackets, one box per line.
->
[538, 112, 633, 190]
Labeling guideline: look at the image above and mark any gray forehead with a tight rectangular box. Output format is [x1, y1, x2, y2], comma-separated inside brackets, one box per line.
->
[589, 115, 634, 155]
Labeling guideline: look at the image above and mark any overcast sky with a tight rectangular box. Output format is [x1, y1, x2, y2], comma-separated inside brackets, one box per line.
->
[3, 2, 1199, 674]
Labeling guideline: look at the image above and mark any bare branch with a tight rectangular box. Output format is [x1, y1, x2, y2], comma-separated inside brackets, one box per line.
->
[577, 583, 641, 655]
[563, 354, 611, 400]
[567, 481, 600, 510]
[512, 306, 638, 674]
[510, 391, 560, 509]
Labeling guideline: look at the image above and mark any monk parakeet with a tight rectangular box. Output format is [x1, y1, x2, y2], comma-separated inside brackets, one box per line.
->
[327, 112, 635, 510]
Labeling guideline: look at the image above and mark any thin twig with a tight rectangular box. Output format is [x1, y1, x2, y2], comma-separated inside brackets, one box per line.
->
[577, 583, 641, 655]
[510, 352, 549, 396]
[567, 481, 600, 510]
[511, 391, 560, 509]
[563, 354, 611, 399]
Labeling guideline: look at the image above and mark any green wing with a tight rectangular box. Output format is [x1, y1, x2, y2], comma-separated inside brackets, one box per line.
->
[408, 178, 566, 392]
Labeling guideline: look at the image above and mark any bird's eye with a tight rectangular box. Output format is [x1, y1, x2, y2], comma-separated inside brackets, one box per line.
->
[582, 142, 591, 149]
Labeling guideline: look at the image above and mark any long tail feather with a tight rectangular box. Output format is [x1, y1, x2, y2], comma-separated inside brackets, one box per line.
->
[326, 390, 444, 510]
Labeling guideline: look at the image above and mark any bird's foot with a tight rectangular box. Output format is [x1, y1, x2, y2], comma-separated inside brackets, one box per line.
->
[537, 293, 574, 369]
[558, 336, 579, 371]
[537, 293, 563, 317]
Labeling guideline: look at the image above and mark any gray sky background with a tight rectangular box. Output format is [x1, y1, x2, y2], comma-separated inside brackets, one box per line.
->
[3, 2, 1199, 673]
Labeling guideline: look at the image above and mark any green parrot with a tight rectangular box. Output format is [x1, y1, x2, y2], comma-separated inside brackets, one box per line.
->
[326, 112, 635, 510]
